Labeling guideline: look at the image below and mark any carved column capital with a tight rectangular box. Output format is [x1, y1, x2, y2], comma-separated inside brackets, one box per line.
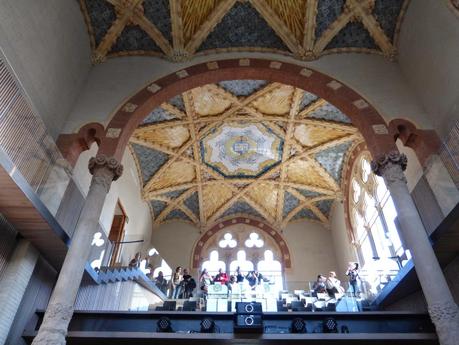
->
[370, 151, 407, 183]
[88, 154, 123, 180]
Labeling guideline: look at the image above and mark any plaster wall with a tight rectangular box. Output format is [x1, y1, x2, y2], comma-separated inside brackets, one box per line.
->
[398, 0, 459, 138]
[72, 143, 153, 264]
[0, 0, 91, 138]
[396, 140, 423, 193]
[283, 221, 339, 291]
[329, 201, 358, 281]
[63, 52, 431, 134]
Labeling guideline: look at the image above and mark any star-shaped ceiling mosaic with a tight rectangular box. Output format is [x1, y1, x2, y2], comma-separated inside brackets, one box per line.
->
[80, 0, 409, 63]
[130, 80, 363, 228]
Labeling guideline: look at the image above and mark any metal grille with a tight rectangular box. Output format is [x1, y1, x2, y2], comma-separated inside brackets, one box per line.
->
[439, 120, 459, 189]
[0, 58, 72, 213]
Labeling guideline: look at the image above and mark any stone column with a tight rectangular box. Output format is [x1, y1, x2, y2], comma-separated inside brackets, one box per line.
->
[0, 240, 38, 345]
[371, 151, 459, 345]
[32, 154, 123, 345]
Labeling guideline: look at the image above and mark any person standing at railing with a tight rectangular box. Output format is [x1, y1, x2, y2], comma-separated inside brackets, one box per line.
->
[170, 266, 183, 299]
[325, 271, 345, 297]
[346, 262, 360, 297]
[199, 268, 213, 295]
[154, 271, 168, 295]
[312, 275, 327, 294]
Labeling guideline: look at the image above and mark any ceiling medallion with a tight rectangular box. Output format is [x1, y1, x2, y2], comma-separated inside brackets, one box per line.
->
[201, 122, 283, 178]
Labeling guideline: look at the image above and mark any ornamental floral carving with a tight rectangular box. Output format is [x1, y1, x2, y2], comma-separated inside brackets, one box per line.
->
[88, 154, 124, 181]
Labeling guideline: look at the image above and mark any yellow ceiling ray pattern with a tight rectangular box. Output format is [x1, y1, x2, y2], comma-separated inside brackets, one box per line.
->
[80, 0, 409, 63]
[130, 81, 362, 229]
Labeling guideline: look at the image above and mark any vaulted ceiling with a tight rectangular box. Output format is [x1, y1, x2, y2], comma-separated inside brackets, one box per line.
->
[80, 0, 409, 63]
[129, 80, 363, 228]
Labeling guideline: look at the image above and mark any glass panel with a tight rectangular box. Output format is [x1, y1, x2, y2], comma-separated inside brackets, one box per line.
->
[352, 179, 361, 203]
[362, 158, 371, 182]
[382, 196, 403, 253]
[258, 250, 283, 293]
[353, 210, 366, 240]
[376, 175, 388, 202]
[229, 250, 254, 273]
[202, 250, 226, 276]
[370, 218, 392, 260]
[219, 233, 237, 248]
[245, 232, 264, 248]
[364, 192, 377, 223]
[360, 235, 374, 267]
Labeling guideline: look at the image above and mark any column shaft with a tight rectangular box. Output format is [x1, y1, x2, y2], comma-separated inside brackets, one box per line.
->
[31, 155, 123, 345]
[372, 152, 459, 345]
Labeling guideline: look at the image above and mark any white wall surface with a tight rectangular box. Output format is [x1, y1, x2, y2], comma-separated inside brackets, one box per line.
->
[149, 222, 201, 271]
[62, 52, 431, 134]
[283, 221, 339, 290]
[0, 0, 91, 138]
[398, 0, 459, 137]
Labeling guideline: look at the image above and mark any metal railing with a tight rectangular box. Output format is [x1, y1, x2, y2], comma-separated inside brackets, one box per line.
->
[0, 57, 72, 217]
[439, 120, 459, 189]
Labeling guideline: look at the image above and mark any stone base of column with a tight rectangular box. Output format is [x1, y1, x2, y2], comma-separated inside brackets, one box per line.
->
[429, 302, 459, 345]
[31, 303, 73, 345]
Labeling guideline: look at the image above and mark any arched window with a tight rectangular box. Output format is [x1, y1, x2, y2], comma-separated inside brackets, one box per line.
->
[200, 226, 284, 294]
[202, 250, 226, 276]
[349, 152, 410, 292]
[257, 250, 282, 291]
[229, 250, 253, 273]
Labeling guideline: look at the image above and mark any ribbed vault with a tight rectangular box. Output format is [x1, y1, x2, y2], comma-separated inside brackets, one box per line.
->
[79, 0, 409, 62]
[129, 80, 363, 228]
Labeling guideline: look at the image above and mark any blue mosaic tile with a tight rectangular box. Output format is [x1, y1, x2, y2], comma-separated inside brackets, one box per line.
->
[142, 107, 177, 125]
[184, 192, 200, 218]
[161, 189, 187, 200]
[220, 201, 263, 219]
[110, 25, 162, 53]
[151, 200, 167, 218]
[316, 199, 333, 218]
[314, 141, 352, 182]
[131, 143, 169, 185]
[326, 21, 379, 50]
[143, 0, 172, 43]
[373, 0, 405, 42]
[309, 103, 351, 123]
[283, 191, 300, 217]
[164, 209, 192, 222]
[168, 94, 185, 111]
[294, 188, 322, 199]
[218, 80, 268, 97]
[84, 0, 116, 46]
[315, 0, 345, 40]
[198, 2, 289, 51]
[299, 92, 319, 111]
[292, 208, 319, 221]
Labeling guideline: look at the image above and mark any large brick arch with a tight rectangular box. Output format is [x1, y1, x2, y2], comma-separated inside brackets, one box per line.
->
[191, 217, 292, 270]
[97, 58, 397, 161]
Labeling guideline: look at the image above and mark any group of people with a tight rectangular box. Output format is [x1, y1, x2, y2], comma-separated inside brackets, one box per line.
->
[167, 266, 197, 299]
[312, 262, 360, 297]
[199, 267, 269, 294]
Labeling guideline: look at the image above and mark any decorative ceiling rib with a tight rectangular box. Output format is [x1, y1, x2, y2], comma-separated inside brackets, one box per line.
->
[129, 80, 363, 229]
[79, 0, 409, 63]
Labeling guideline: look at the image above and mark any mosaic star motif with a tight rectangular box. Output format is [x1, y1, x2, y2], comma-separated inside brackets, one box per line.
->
[130, 80, 362, 228]
[201, 123, 283, 178]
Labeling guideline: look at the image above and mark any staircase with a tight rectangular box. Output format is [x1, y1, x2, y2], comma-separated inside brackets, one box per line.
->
[86, 264, 168, 301]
